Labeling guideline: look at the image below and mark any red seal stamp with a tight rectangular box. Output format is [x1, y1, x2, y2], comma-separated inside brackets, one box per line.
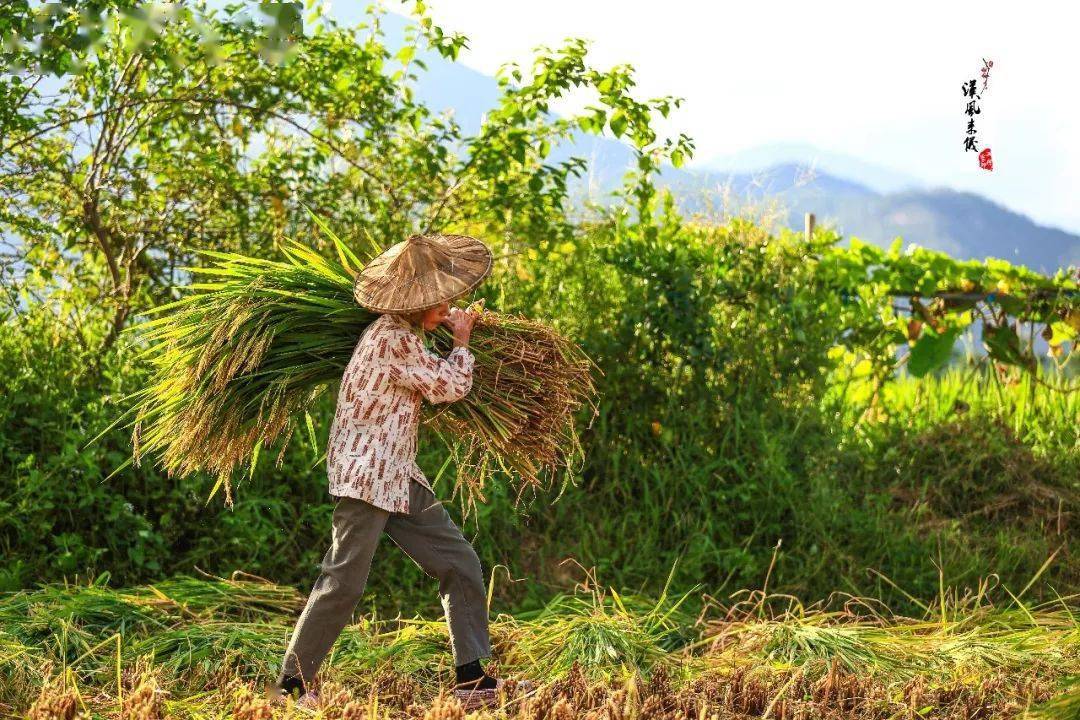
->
[978, 147, 993, 171]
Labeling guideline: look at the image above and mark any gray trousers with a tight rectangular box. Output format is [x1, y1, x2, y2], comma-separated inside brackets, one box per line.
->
[278, 479, 492, 686]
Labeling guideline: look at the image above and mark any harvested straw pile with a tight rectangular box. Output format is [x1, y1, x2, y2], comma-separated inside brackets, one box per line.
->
[105, 219, 598, 514]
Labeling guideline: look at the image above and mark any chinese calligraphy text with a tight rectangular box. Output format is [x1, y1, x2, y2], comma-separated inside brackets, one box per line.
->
[962, 59, 994, 171]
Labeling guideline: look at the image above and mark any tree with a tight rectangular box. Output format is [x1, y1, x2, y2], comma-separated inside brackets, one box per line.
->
[0, 0, 692, 358]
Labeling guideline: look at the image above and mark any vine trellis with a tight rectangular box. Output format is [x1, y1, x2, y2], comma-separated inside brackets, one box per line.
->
[802, 213, 1080, 393]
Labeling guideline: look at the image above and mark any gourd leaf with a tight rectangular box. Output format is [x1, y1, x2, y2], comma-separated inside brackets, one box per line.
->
[908, 326, 960, 377]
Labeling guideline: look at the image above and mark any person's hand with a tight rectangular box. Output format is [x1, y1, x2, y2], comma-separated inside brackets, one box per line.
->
[442, 307, 477, 347]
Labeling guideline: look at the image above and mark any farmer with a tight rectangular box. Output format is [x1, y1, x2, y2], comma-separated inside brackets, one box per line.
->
[272, 232, 533, 711]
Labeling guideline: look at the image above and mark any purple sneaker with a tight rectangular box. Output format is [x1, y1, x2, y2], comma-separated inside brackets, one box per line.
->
[295, 691, 320, 711]
[269, 686, 319, 711]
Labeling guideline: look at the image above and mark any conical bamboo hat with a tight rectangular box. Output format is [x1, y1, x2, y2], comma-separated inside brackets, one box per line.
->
[354, 233, 493, 313]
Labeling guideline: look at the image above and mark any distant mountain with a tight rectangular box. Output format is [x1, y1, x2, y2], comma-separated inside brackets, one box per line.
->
[376, 11, 1080, 273]
[810, 184, 1080, 272]
[657, 163, 1080, 273]
[692, 142, 925, 195]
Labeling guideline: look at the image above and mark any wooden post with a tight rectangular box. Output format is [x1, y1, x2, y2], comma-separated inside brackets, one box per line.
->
[804, 212, 815, 243]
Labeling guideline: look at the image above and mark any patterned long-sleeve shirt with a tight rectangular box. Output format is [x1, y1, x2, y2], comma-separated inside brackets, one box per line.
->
[326, 312, 474, 513]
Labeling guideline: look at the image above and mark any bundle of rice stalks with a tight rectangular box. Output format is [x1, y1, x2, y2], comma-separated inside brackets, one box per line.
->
[499, 577, 698, 681]
[125, 621, 287, 679]
[100, 214, 598, 514]
[690, 597, 1080, 695]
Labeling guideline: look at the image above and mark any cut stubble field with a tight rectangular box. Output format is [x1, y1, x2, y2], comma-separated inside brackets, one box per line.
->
[5, 574, 1077, 719]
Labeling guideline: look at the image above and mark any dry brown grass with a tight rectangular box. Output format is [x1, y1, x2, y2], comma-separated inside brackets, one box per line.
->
[13, 654, 1067, 719]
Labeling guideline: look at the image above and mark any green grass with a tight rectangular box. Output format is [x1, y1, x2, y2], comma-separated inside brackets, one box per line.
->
[844, 362, 1080, 455]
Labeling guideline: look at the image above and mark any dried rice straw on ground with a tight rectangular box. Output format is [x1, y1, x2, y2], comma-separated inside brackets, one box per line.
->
[100, 222, 598, 516]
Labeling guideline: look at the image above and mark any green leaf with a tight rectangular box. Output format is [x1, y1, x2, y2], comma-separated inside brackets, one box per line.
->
[205, 474, 227, 507]
[1049, 320, 1078, 342]
[907, 326, 960, 377]
[609, 109, 628, 138]
[983, 322, 1033, 369]
[305, 411, 318, 457]
[995, 294, 1026, 316]
[512, 139, 527, 164]
[249, 440, 261, 483]
[917, 273, 938, 296]
[304, 204, 380, 261]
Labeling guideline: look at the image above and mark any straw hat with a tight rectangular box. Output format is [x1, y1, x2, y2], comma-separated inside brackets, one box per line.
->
[353, 233, 493, 313]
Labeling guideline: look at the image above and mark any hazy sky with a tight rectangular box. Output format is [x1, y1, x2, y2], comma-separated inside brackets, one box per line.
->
[382, 0, 1080, 235]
